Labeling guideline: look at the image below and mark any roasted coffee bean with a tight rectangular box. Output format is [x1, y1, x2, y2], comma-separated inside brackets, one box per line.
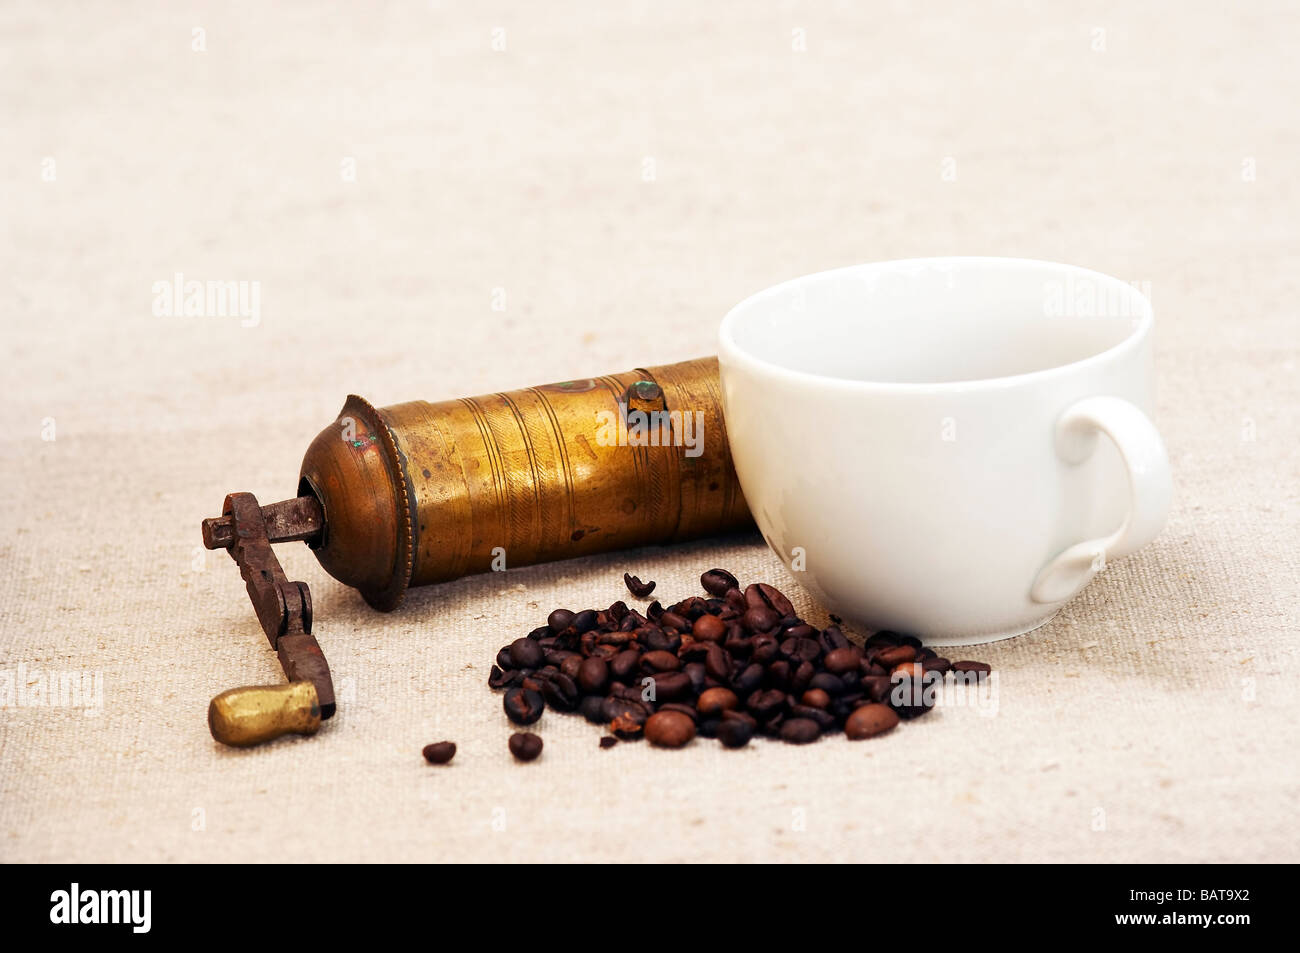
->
[863, 675, 893, 703]
[527, 625, 551, 641]
[697, 687, 739, 715]
[641, 627, 676, 653]
[779, 718, 821, 744]
[756, 583, 796, 618]
[692, 614, 727, 642]
[608, 600, 629, 621]
[609, 712, 648, 738]
[747, 689, 787, 721]
[751, 633, 780, 663]
[697, 717, 722, 738]
[783, 622, 818, 639]
[660, 611, 690, 632]
[422, 741, 456, 764]
[820, 625, 850, 651]
[808, 672, 845, 696]
[704, 643, 730, 681]
[876, 644, 917, 668]
[548, 609, 576, 633]
[542, 673, 579, 711]
[488, 665, 513, 689]
[790, 660, 815, 696]
[599, 736, 619, 749]
[577, 657, 609, 694]
[952, 660, 992, 675]
[892, 661, 925, 680]
[782, 637, 822, 664]
[658, 702, 701, 724]
[645, 710, 696, 748]
[641, 650, 680, 673]
[624, 573, 656, 598]
[723, 630, 752, 657]
[865, 630, 901, 648]
[580, 695, 608, 723]
[683, 662, 707, 694]
[922, 657, 951, 675]
[645, 600, 664, 621]
[766, 659, 791, 690]
[601, 696, 645, 723]
[569, 609, 599, 634]
[651, 671, 693, 701]
[742, 606, 780, 633]
[823, 646, 861, 674]
[717, 718, 753, 748]
[508, 732, 543, 761]
[801, 688, 831, 710]
[701, 568, 739, 597]
[561, 655, 585, 680]
[732, 662, 764, 696]
[845, 703, 899, 739]
[899, 634, 923, 649]
[503, 687, 545, 725]
[496, 646, 514, 670]
[610, 649, 641, 681]
[889, 673, 936, 719]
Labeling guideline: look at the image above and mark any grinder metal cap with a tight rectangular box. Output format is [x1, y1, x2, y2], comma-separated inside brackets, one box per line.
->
[298, 394, 414, 611]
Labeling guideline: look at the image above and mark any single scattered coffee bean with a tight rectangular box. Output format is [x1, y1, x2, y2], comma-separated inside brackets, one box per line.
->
[952, 660, 992, 674]
[700, 568, 739, 597]
[599, 736, 618, 749]
[503, 687, 545, 725]
[645, 710, 697, 748]
[422, 741, 456, 764]
[844, 703, 900, 739]
[624, 573, 656, 598]
[508, 732, 543, 761]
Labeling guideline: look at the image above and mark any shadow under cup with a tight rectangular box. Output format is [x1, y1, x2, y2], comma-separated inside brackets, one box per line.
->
[717, 258, 1160, 644]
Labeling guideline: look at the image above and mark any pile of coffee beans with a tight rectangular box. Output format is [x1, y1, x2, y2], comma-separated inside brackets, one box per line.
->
[487, 569, 992, 750]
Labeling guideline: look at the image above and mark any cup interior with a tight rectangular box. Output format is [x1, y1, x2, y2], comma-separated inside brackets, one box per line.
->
[720, 258, 1151, 385]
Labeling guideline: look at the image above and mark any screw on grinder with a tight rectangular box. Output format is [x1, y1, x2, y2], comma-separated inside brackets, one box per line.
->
[201, 356, 752, 747]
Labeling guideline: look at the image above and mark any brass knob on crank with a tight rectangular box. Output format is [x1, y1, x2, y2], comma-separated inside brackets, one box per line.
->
[201, 493, 335, 748]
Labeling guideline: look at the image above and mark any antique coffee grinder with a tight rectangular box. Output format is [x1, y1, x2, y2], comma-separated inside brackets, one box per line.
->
[202, 357, 752, 747]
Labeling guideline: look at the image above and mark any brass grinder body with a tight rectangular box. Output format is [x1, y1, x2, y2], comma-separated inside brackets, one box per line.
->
[205, 356, 753, 746]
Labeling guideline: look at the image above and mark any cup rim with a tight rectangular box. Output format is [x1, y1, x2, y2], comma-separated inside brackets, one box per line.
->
[717, 256, 1153, 392]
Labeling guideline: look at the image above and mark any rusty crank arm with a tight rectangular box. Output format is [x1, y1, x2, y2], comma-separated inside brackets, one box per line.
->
[201, 492, 335, 746]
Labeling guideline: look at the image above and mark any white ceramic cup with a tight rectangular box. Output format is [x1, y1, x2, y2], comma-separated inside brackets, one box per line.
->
[717, 257, 1171, 645]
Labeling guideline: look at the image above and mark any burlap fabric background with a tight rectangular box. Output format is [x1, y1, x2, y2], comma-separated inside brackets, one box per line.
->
[2, 1, 1296, 863]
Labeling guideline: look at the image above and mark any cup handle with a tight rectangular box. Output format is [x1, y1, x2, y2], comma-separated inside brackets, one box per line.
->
[1029, 395, 1172, 604]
